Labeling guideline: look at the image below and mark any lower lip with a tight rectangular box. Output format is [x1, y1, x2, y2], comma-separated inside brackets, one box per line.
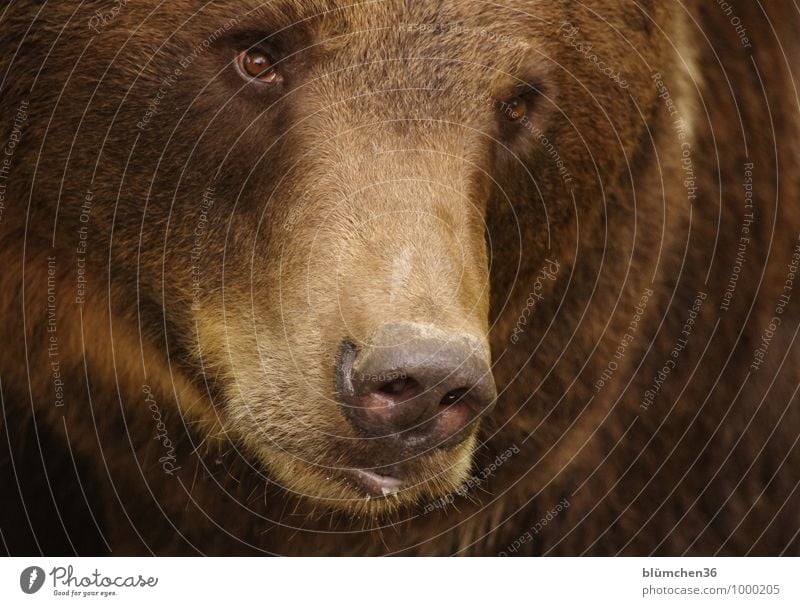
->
[346, 469, 404, 497]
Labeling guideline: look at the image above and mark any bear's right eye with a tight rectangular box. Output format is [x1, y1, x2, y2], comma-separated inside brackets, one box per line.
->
[236, 47, 282, 84]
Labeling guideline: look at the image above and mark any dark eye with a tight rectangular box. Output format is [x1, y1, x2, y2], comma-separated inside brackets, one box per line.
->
[504, 96, 527, 122]
[236, 48, 281, 84]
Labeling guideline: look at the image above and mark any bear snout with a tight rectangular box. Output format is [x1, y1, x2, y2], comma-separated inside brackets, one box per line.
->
[335, 322, 496, 458]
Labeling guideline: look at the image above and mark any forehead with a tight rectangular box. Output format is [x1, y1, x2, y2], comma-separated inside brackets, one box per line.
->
[171, 0, 558, 97]
[191, 0, 553, 32]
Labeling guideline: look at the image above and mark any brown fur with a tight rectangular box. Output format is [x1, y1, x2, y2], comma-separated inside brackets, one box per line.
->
[1, 0, 798, 555]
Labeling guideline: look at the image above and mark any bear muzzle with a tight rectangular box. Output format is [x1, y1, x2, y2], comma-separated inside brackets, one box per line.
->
[335, 322, 496, 491]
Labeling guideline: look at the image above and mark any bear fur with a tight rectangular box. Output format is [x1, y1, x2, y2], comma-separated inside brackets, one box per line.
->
[1, 0, 798, 555]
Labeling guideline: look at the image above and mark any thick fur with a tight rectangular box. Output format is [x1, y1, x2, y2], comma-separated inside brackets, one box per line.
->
[0, 0, 798, 555]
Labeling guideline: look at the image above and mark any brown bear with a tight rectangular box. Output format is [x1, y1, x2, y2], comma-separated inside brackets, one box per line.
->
[0, 0, 798, 555]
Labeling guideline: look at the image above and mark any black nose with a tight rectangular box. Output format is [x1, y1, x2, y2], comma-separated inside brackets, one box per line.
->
[336, 323, 496, 451]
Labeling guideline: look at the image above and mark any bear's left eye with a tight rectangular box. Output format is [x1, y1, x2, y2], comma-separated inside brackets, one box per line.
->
[236, 47, 282, 84]
[504, 96, 527, 122]
[499, 81, 545, 128]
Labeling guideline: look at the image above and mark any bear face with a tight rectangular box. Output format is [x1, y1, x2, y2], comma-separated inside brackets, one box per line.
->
[0, 0, 683, 523]
[12, 0, 800, 557]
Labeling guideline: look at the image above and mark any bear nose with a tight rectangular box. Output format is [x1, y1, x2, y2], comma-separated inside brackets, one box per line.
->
[336, 324, 496, 451]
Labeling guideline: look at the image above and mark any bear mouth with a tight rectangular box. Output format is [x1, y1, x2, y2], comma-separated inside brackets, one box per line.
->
[321, 439, 477, 507]
[343, 468, 405, 498]
[254, 428, 478, 511]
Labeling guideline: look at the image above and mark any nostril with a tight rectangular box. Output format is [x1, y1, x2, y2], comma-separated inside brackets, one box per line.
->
[377, 377, 419, 399]
[439, 388, 468, 407]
